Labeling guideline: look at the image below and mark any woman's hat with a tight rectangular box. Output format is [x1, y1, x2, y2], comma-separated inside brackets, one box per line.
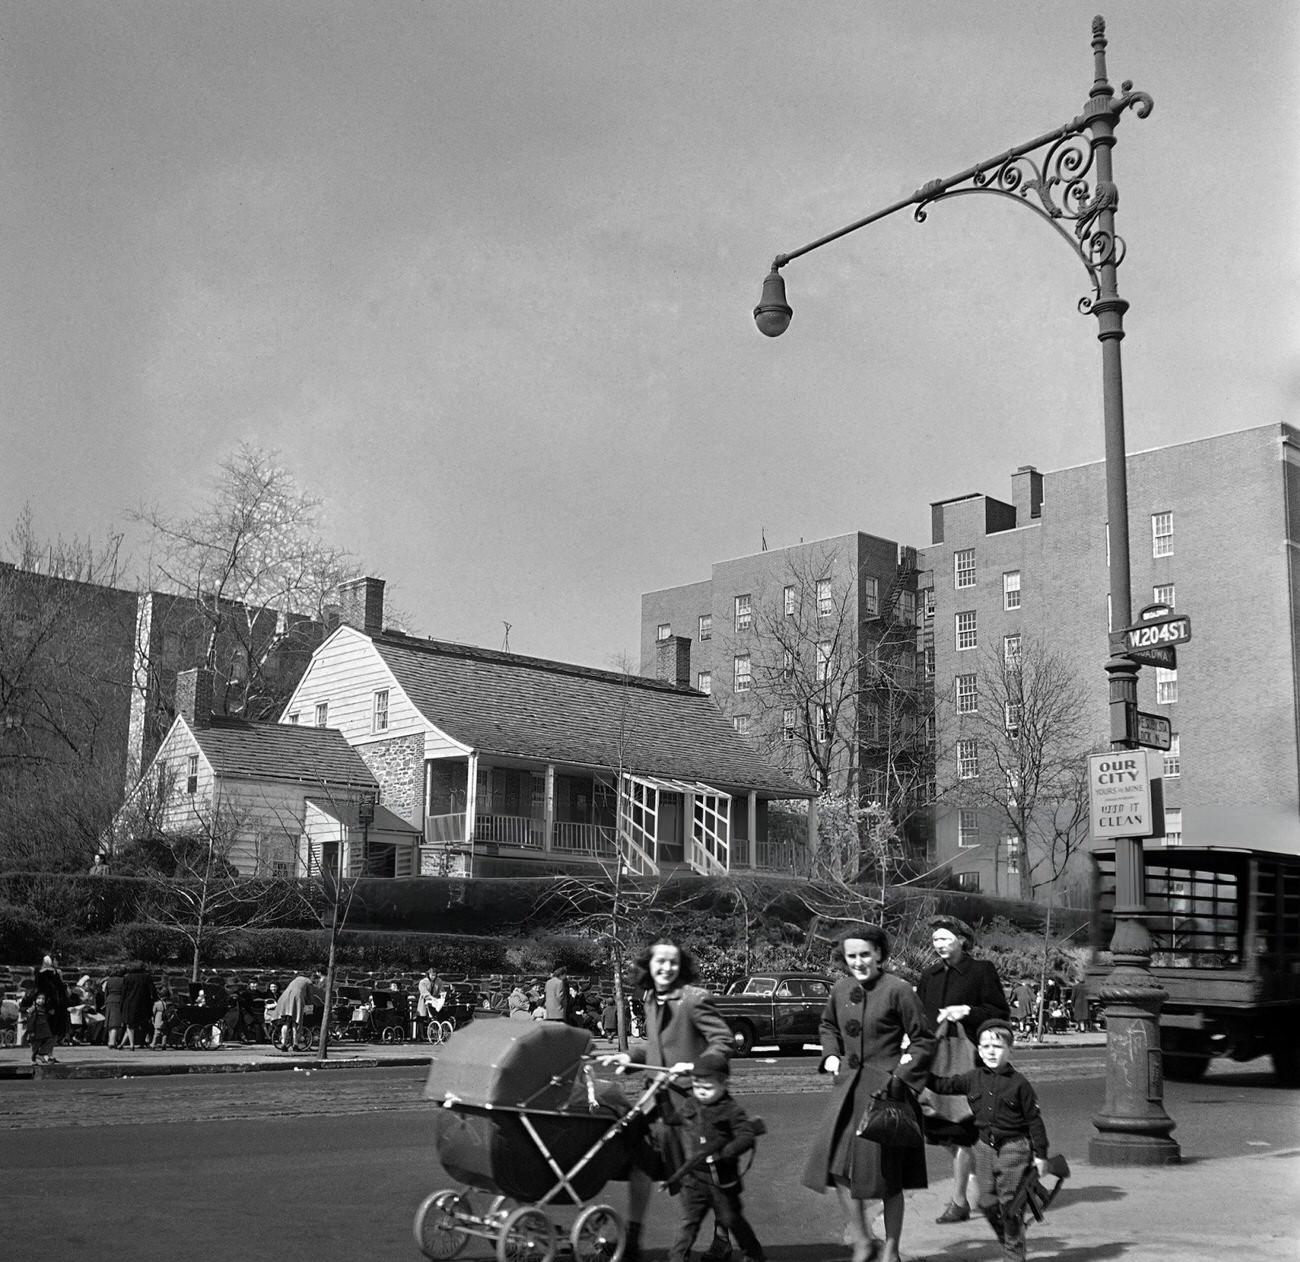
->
[929, 914, 976, 944]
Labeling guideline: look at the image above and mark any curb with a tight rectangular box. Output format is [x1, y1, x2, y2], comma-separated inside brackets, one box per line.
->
[0, 1054, 432, 1081]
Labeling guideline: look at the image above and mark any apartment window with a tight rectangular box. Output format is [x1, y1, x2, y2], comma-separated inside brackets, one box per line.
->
[1156, 666, 1178, 704]
[656, 622, 671, 641]
[954, 548, 976, 589]
[957, 809, 980, 847]
[924, 645, 935, 677]
[372, 689, 389, 733]
[784, 585, 796, 617]
[1004, 571, 1021, 610]
[782, 708, 796, 742]
[957, 738, 979, 779]
[1164, 734, 1180, 777]
[1005, 702, 1022, 736]
[1004, 633, 1022, 667]
[697, 671, 711, 695]
[863, 575, 879, 618]
[816, 641, 832, 682]
[734, 654, 751, 693]
[956, 871, 981, 892]
[925, 714, 936, 745]
[863, 701, 880, 742]
[287, 713, 300, 725]
[898, 589, 915, 624]
[815, 705, 831, 743]
[1153, 583, 1175, 609]
[314, 701, 328, 727]
[186, 753, 199, 796]
[782, 649, 794, 680]
[698, 613, 712, 642]
[1152, 511, 1174, 557]
[732, 715, 750, 736]
[816, 578, 833, 619]
[923, 588, 935, 620]
[956, 610, 977, 651]
[1005, 770, 1020, 807]
[734, 593, 752, 631]
[1163, 806, 1183, 845]
[956, 673, 978, 714]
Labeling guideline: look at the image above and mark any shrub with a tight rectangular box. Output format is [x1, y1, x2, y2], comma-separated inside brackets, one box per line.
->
[0, 900, 50, 962]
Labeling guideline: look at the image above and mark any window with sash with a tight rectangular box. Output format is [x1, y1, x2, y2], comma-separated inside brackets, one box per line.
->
[954, 549, 976, 589]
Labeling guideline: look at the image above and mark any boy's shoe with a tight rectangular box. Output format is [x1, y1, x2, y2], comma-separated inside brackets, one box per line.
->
[936, 1202, 970, 1223]
[701, 1235, 732, 1262]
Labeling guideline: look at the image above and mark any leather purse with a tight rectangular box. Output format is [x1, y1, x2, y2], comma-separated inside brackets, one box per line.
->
[856, 1087, 924, 1149]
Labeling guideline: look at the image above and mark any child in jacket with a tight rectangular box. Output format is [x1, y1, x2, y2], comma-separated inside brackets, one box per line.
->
[927, 1019, 1050, 1262]
[663, 1064, 765, 1262]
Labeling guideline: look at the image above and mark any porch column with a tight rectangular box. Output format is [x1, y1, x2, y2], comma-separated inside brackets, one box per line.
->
[465, 752, 479, 849]
[807, 795, 818, 859]
[748, 792, 758, 868]
[544, 764, 556, 853]
[685, 792, 696, 869]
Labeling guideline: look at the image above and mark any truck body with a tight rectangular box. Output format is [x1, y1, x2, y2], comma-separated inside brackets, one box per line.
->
[1087, 845, 1300, 1084]
[712, 971, 834, 1056]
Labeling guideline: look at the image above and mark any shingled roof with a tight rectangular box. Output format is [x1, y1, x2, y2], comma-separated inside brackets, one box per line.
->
[372, 633, 811, 798]
[192, 716, 378, 789]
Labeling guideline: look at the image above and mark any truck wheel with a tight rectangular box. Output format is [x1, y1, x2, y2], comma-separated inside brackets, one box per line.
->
[730, 1022, 755, 1057]
[1269, 1039, 1300, 1088]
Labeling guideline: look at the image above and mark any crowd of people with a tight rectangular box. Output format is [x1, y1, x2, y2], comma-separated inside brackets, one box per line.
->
[14, 921, 1066, 1262]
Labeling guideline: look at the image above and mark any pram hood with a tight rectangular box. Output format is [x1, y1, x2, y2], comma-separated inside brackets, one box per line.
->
[424, 1019, 596, 1110]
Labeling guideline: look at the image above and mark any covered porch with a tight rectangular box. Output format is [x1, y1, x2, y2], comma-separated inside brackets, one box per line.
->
[418, 755, 814, 878]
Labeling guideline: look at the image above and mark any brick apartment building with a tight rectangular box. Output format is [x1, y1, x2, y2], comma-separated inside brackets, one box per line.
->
[642, 423, 1300, 902]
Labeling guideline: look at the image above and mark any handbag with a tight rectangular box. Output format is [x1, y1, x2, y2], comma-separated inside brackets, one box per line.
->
[918, 1018, 975, 1124]
[856, 1086, 924, 1149]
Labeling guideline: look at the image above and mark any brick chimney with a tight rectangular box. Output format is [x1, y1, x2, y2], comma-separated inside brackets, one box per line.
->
[655, 635, 692, 688]
[337, 577, 386, 635]
[175, 666, 214, 729]
[1011, 464, 1043, 522]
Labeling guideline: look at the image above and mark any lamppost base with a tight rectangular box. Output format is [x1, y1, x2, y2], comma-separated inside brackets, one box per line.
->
[1089, 1131, 1182, 1166]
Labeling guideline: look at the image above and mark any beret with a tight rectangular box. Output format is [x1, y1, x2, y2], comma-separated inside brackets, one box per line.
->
[693, 1048, 731, 1077]
[976, 1018, 1015, 1043]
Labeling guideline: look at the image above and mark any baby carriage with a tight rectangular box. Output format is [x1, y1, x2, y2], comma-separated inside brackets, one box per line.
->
[413, 1020, 674, 1262]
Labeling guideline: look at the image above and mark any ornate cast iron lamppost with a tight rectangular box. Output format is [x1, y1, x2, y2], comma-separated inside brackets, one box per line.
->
[754, 16, 1178, 1166]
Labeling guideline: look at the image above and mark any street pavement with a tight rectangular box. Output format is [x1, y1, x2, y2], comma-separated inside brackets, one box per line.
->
[3, 1027, 1296, 1261]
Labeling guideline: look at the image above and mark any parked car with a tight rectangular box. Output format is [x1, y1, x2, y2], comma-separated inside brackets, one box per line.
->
[713, 972, 834, 1056]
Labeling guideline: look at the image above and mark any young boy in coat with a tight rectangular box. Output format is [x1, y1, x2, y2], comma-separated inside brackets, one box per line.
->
[927, 1019, 1050, 1262]
[663, 1064, 765, 1262]
[22, 992, 57, 1065]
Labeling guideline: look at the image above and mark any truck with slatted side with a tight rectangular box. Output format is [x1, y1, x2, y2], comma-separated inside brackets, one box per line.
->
[1087, 846, 1300, 1085]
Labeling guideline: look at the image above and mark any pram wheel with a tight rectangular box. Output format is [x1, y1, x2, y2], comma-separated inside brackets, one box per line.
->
[497, 1206, 556, 1262]
[184, 1024, 211, 1050]
[413, 1189, 470, 1259]
[571, 1204, 624, 1262]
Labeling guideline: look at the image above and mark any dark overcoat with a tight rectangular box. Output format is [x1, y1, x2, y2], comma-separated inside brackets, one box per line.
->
[802, 971, 934, 1200]
[122, 966, 157, 1030]
[915, 953, 1009, 1144]
[632, 983, 733, 1072]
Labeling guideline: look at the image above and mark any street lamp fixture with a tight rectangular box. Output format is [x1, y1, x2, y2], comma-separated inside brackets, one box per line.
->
[754, 16, 1178, 1166]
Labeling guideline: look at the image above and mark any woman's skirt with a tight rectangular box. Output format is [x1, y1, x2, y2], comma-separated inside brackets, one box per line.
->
[808, 1067, 928, 1200]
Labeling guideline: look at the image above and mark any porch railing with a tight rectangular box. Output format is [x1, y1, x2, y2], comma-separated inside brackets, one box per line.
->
[474, 814, 544, 849]
[552, 821, 618, 859]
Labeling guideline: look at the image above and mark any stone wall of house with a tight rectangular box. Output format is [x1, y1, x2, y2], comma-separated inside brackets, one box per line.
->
[361, 732, 425, 823]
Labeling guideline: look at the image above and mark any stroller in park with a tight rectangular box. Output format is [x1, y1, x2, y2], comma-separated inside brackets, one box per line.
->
[414, 1020, 673, 1262]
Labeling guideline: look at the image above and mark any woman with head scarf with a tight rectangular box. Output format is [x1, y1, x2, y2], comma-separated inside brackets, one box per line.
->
[915, 914, 1010, 1225]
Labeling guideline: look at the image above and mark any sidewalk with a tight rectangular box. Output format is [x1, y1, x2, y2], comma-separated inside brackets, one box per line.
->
[1, 1026, 1108, 1081]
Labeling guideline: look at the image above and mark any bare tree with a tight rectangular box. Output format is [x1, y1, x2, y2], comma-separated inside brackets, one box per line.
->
[738, 545, 933, 865]
[117, 776, 306, 982]
[133, 444, 355, 721]
[941, 635, 1098, 899]
[0, 508, 135, 870]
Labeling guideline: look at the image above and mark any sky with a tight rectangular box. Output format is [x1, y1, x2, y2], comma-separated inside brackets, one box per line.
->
[5, 2, 1298, 671]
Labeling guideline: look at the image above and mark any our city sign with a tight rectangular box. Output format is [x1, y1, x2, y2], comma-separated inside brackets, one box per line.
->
[1088, 750, 1162, 840]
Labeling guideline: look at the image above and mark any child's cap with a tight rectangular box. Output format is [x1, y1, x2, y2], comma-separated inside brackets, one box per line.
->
[691, 1049, 730, 1081]
[976, 1018, 1015, 1045]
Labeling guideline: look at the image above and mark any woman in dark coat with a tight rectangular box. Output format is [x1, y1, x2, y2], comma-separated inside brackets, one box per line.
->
[914, 914, 1010, 1224]
[803, 925, 934, 1262]
[102, 970, 126, 1048]
[33, 954, 70, 1043]
[121, 962, 156, 1050]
